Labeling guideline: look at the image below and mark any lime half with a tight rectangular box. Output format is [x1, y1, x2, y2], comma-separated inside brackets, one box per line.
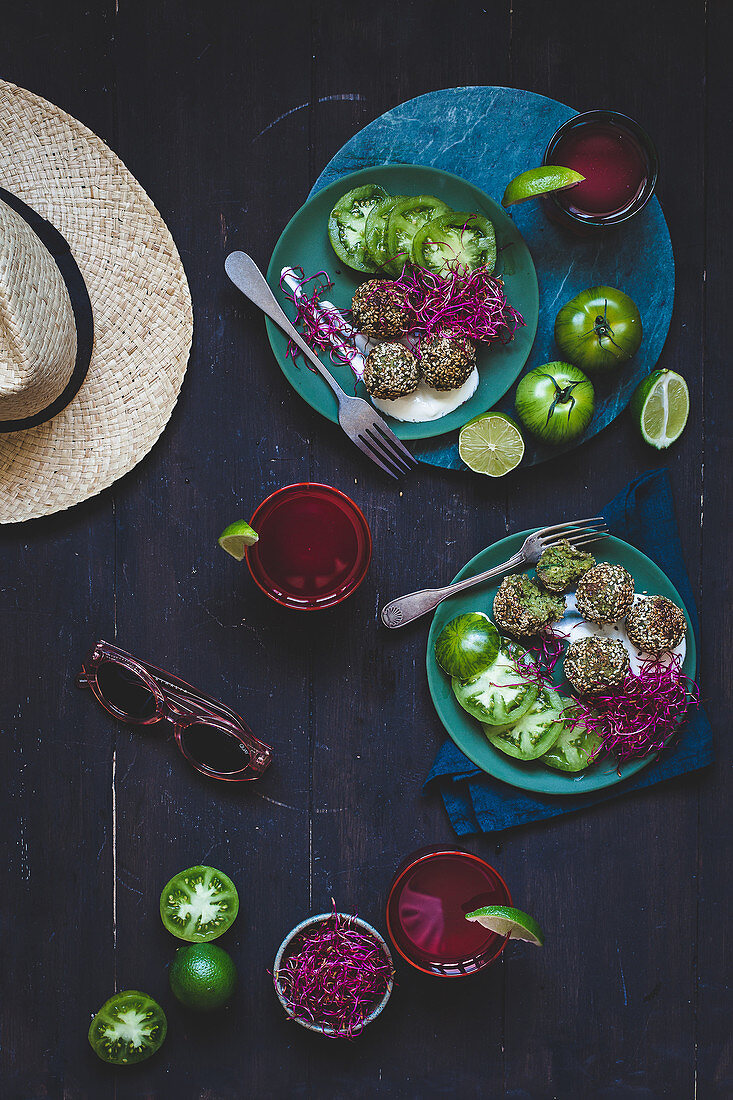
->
[218, 520, 259, 560]
[465, 905, 544, 946]
[502, 166, 585, 207]
[459, 413, 525, 477]
[630, 368, 690, 449]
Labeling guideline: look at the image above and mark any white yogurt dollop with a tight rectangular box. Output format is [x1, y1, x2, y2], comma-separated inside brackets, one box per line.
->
[372, 367, 479, 423]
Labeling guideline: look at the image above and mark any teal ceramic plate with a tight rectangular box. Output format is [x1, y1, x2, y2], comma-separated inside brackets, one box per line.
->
[265, 164, 539, 440]
[426, 533, 697, 795]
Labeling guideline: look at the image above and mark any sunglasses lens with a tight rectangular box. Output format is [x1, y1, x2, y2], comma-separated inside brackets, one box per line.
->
[179, 722, 251, 774]
[96, 661, 158, 720]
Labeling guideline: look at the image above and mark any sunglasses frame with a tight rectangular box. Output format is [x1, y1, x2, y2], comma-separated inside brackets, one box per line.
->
[77, 639, 273, 782]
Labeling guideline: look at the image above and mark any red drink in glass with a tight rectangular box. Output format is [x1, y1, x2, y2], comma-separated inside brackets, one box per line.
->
[386, 847, 512, 977]
[246, 483, 371, 610]
[543, 110, 658, 231]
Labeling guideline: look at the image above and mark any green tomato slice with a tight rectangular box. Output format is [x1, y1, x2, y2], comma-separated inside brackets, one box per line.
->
[452, 641, 539, 726]
[160, 865, 239, 942]
[327, 184, 389, 273]
[385, 195, 450, 275]
[364, 196, 405, 269]
[482, 687, 565, 761]
[412, 211, 497, 276]
[88, 990, 167, 1065]
[542, 707, 602, 772]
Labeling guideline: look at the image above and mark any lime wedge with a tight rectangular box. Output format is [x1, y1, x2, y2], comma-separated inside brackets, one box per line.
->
[459, 413, 525, 477]
[502, 166, 585, 207]
[630, 368, 690, 449]
[217, 520, 259, 560]
[465, 905, 544, 946]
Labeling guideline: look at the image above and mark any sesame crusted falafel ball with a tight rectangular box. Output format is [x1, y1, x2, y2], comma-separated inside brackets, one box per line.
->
[493, 574, 566, 639]
[351, 279, 407, 340]
[575, 562, 635, 625]
[625, 595, 687, 656]
[363, 342, 420, 400]
[418, 335, 476, 391]
[564, 636, 630, 696]
[535, 539, 596, 594]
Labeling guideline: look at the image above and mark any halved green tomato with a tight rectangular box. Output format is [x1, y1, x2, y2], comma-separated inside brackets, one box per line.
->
[412, 212, 496, 276]
[160, 865, 239, 942]
[327, 184, 389, 273]
[451, 641, 539, 726]
[364, 196, 405, 269]
[542, 707, 602, 772]
[482, 686, 565, 761]
[88, 990, 167, 1065]
[385, 195, 450, 275]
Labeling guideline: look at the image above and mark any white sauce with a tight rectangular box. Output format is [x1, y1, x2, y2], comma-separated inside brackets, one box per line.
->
[372, 367, 479, 422]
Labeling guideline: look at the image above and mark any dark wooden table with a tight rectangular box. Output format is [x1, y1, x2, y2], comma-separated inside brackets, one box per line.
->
[1, 2, 730, 1097]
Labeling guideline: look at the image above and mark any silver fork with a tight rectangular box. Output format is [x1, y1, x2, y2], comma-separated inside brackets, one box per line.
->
[381, 517, 608, 628]
[225, 251, 417, 479]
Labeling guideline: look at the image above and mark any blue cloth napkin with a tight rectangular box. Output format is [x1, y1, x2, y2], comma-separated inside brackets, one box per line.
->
[423, 470, 713, 835]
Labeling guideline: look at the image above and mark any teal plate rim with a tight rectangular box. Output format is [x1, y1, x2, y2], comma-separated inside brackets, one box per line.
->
[265, 163, 539, 441]
[425, 532, 698, 796]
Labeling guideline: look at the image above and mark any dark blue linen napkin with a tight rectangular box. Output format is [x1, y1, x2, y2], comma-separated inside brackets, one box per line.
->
[423, 470, 713, 835]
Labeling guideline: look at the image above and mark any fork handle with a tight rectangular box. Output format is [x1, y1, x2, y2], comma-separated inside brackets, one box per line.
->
[380, 552, 526, 628]
[225, 251, 345, 400]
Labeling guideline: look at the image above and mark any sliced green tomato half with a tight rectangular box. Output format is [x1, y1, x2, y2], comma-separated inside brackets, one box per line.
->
[482, 686, 564, 761]
[327, 184, 389, 273]
[364, 196, 405, 269]
[88, 990, 167, 1065]
[411, 211, 497, 276]
[385, 194, 450, 275]
[452, 641, 539, 726]
[160, 865, 239, 942]
[542, 707, 602, 772]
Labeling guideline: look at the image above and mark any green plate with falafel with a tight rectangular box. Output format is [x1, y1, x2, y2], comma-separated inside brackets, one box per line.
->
[426, 532, 697, 795]
[265, 164, 538, 441]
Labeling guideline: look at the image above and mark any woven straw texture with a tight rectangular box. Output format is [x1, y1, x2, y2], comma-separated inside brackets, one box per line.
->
[0, 80, 193, 523]
[0, 199, 77, 420]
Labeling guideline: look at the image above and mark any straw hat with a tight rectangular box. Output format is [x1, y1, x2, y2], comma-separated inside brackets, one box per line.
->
[0, 79, 193, 523]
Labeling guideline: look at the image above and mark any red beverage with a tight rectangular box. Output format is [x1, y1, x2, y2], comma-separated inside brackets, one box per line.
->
[553, 122, 647, 216]
[246, 483, 371, 610]
[543, 110, 658, 231]
[386, 848, 512, 977]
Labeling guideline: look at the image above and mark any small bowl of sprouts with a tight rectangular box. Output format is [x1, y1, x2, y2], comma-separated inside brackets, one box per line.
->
[273, 910, 395, 1038]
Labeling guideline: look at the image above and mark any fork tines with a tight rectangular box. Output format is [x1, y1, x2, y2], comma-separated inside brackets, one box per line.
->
[538, 516, 608, 549]
[356, 422, 417, 478]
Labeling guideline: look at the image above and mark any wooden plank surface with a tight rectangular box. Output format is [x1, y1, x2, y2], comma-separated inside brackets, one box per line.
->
[0, 1, 729, 1097]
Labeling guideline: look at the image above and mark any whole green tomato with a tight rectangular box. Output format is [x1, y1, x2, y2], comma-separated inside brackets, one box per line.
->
[515, 362, 595, 445]
[554, 286, 642, 373]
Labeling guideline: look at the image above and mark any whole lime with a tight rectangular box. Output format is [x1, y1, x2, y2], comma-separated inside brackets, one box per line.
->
[169, 943, 237, 1011]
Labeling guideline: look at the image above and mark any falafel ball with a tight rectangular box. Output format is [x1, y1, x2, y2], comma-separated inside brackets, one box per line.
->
[575, 562, 634, 624]
[351, 279, 407, 340]
[564, 636, 630, 696]
[493, 574, 566, 639]
[419, 334, 476, 391]
[363, 342, 420, 400]
[536, 539, 596, 594]
[625, 595, 687, 655]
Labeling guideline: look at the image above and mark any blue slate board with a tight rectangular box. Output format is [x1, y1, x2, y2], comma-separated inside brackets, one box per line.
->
[311, 86, 675, 471]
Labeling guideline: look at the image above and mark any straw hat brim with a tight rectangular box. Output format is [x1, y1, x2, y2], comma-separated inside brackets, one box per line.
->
[0, 80, 193, 523]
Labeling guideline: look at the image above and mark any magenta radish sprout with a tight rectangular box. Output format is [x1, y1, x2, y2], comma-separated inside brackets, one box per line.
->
[393, 264, 525, 346]
[275, 910, 393, 1038]
[569, 653, 699, 764]
[279, 267, 363, 374]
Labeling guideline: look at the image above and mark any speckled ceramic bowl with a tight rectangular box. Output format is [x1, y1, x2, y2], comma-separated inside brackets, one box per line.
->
[273, 913, 394, 1038]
